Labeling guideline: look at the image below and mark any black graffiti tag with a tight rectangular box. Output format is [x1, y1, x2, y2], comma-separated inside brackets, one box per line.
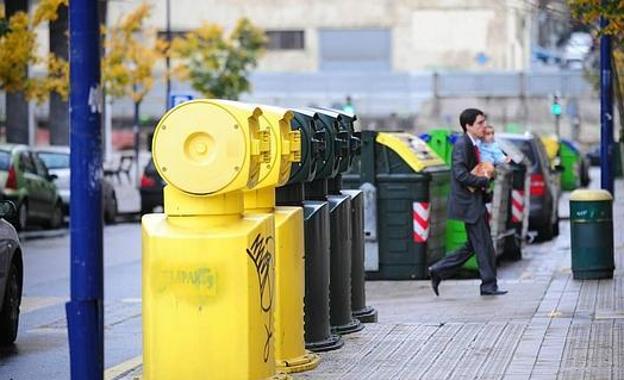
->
[246, 233, 274, 312]
[246, 233, 274, 362]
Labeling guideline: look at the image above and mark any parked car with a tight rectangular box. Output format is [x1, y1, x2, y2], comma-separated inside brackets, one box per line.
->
[0, 144, 63, 230]
[0, 200, 23, 345]
[34, 146, 118, 224]
[499, 133, 561, 241]
[586, 144, 601, 166]
[562, 32, 593, 69]
[140, 158, 165, 214]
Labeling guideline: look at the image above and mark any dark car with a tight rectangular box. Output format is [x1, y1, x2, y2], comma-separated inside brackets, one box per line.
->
[0, 201, 23, 345]
[140, 159, 165, 214]
[0, 144, 63, 230]
[586, 144, 600, 166]
[500, 133, 561, 241]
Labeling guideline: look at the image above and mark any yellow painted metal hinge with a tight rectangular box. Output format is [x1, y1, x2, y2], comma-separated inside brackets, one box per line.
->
[287, 130, 302, 162]
[251, 130, 271, 163]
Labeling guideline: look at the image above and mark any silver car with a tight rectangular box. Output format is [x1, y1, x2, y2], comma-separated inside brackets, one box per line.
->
[0, 200, 23, 345]
[34, 146, 118, 224]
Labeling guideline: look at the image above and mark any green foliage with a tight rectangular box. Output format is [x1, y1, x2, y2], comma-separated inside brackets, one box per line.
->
[171, 18, 266, 100]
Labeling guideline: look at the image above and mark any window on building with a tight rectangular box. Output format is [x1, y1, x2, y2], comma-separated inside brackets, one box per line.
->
[266, 30, 305, 50]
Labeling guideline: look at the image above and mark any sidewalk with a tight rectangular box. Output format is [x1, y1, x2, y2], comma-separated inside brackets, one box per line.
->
[299, 177, 624, 379]
[115, 176, 624, 380]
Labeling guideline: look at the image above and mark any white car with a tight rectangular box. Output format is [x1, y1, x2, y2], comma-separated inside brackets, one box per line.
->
[563, 32, 593, 69]
[34, 146, 118, 224]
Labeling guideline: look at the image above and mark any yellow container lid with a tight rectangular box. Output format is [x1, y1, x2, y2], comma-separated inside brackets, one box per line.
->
[570, 189, 613, 201]
[152, 100, 261, 195]
[376, 132, 446, 172]
[540, 134, 559, 161]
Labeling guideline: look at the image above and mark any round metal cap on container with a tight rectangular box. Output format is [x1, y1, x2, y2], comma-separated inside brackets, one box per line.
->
[569, 189, 613, 202]
[152, 100, 248, 195]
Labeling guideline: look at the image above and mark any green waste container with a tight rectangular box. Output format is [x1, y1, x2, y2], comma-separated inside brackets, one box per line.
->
[343, 131, 449, 280]
[425, 129, 455, 165]
[569, 189, 614, 280]
[559, 140, 581, 191]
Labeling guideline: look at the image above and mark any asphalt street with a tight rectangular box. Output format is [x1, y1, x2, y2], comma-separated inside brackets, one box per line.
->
[0, 222, 142, 379]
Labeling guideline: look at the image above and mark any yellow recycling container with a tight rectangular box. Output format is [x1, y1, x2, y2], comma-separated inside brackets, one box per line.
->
[142, 99, 284, 380]
[211, 101, 319, 374]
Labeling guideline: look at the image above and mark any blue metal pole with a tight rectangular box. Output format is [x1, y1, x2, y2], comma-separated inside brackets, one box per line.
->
[600, 12, 614, 195]
[66, 0, 104, 379]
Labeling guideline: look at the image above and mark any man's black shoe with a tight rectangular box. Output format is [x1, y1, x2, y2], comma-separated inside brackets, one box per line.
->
[429, 267, 441, 296]
[480, 289, 508, 296]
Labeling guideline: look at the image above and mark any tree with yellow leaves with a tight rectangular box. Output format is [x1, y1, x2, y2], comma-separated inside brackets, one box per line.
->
[0, 11, 36, 93]
[170, 18, 266, 100]
[101, 3, 165, 183]
[568, 0, 624, 140]
[0, 0, 68, 101]
[102, 3, 164, 112]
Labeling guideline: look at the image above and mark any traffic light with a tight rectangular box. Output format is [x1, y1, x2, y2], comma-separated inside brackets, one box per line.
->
[551, 95, 562, 117]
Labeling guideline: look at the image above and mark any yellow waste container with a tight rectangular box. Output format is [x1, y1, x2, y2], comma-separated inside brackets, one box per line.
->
[142, 100, 281, 379]
[212, 100, 319, 374]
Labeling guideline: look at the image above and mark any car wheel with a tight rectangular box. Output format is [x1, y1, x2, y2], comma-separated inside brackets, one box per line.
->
[538, 221, 554, 241]
[502, 235, 522, 261]
[15, 202, 28, 231]
[47, 202, 63, 229]
[0, 262, 21, 345]
[552, 214, 560, 237]
[105, 195, 118, 225]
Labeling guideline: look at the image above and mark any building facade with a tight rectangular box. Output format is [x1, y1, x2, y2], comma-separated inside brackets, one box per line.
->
[109, 0, 533, 73]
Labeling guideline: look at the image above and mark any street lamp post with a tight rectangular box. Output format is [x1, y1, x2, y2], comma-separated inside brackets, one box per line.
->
[66, 0, 104, 378]
[165, 0, 172, 109]
[600, 7, 614, 195]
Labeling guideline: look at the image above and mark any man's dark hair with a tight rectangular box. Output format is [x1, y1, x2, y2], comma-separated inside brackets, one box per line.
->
[459, 108, 485, 132]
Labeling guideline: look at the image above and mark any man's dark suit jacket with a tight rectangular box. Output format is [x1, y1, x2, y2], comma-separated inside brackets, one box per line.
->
[447, 134, 490, 224]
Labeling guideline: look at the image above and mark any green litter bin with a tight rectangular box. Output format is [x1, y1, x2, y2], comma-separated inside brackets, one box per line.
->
[343, 131, 450, 280]
[569, 189, 614, 280]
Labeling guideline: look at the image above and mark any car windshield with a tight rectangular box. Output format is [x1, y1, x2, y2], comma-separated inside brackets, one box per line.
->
[0, 151, 10, 171]
[504, 138, 539, 171]
[497, 139, 527, 165]
[37, 152, 69, 169]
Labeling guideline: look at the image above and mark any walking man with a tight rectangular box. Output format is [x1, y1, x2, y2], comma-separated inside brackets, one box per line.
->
[428, 108, 507, 296]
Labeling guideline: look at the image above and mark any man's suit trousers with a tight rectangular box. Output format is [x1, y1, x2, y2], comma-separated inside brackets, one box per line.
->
[430, 212, 498, 293]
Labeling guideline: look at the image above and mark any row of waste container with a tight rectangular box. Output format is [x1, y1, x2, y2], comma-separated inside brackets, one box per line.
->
[142, 100, 381, 379]
[141, 98, 542, 379]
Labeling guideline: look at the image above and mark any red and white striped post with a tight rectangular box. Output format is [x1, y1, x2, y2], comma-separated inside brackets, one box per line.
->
[412, 201, 430, 243]
[511, 189, 524, 223]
